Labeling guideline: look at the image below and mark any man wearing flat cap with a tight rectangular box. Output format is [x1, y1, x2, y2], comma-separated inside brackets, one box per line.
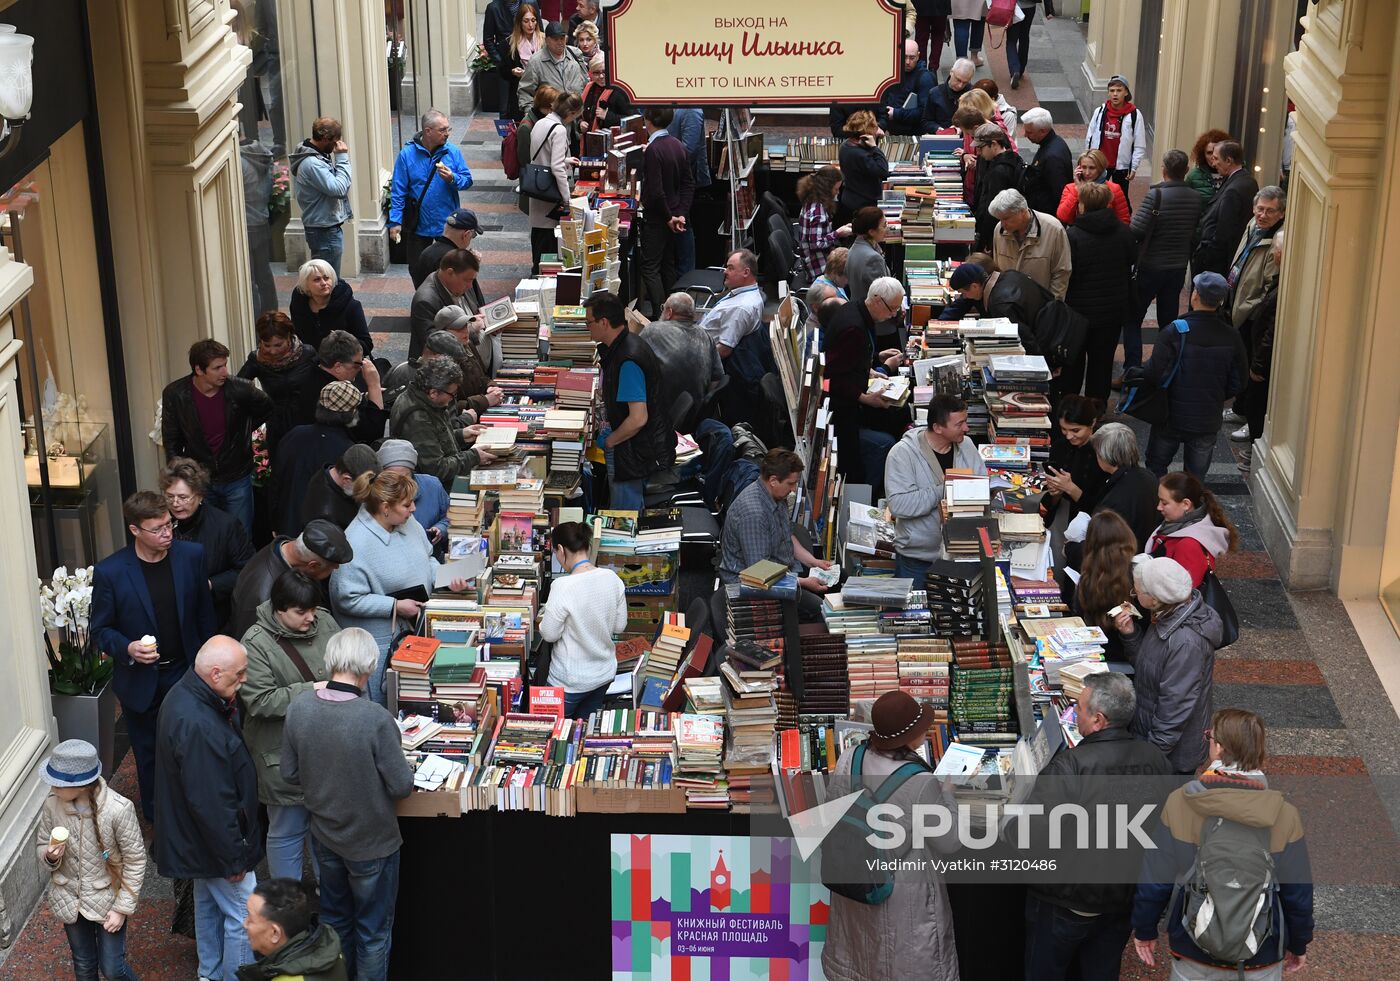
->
[1142, 271, 1247, 479]
[228, 518, 354, 638]
[517, 20, 587, 115]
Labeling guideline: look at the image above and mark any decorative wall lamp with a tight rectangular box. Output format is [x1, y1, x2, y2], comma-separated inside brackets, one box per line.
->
[0, 27, 34, 161]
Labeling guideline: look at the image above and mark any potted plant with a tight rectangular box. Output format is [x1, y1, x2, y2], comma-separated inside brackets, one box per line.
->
[387, 32, 406, 112]
[269, 159, 291, 264]
[40, 566, 116, 777]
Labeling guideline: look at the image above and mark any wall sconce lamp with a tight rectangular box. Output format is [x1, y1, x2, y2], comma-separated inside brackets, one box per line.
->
[0, 27, 34, 162]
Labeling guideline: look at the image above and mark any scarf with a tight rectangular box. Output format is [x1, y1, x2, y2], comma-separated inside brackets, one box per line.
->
[1200, 762, 1268, 791]
[257, 345, 303, 370]
[1156, 504, 1207, 539]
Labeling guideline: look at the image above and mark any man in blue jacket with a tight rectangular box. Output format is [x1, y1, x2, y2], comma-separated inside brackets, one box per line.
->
[91, 491, 218, 821]
[1142, 271, 1247, 479]
[883, 39, 936, 136]
[290, 116, 353, 276]
[387, 109, 474, 269]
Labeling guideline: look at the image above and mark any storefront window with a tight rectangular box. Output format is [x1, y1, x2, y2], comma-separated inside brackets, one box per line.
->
[0, 124, 124, 573]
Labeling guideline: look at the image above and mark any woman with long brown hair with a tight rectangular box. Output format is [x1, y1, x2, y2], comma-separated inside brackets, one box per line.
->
[796, 166, 844, 284]
[1074, 510, 1139, 661]
[1186, 128, 1234, 205]
[1146, 471, 1238, 588]
[502, 3, 543, 121]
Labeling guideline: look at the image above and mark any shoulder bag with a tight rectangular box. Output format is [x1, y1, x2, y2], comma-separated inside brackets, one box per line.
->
[1150, 538, 1240, 648]
[1117, 318, 1187, 426]
[401, 158, 439, 236]
[274, 636, 319, 683]
[521, 123, 565, 203]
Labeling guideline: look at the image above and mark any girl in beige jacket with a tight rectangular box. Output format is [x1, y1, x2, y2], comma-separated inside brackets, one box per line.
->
[35, 739, 147, 981]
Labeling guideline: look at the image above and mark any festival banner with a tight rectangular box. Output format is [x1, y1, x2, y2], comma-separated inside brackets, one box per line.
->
[611, 833, 832, 979]
[603, 0, 903, 106]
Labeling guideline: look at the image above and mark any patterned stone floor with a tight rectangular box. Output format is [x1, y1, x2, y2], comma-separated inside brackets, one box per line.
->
[6, 14, 1400, 981]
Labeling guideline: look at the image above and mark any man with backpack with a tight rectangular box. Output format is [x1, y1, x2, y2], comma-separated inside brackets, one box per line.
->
[821, 691, 959, 981]
[1132, 708, 1313, 979]
[1140, 272, 1247, 478]
[1086, 75, 1148, 206]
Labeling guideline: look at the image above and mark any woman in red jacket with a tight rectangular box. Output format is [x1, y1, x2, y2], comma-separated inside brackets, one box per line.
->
[1056, 150, 1131, 225]
[1146, 471, 1237, 586]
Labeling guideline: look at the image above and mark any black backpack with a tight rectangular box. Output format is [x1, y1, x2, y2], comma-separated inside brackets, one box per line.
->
[820, 743, 931, 905]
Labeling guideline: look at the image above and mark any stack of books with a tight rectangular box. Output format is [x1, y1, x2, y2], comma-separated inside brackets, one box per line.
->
[739, 559, 789, 590]
[638, 614, 689, 706]
[897, 636, 952, 718]
[683, 677, 725, 715]
[943, 515, 1000, 559]
[428, 643, 481, 702]
[390, 635, 440, 703]
[941, 474, 991, 519]
[501, 300, 541, 362]
[634, 507, 683, 552]
[547, 306, 594, 364]
[950, 638, 1017, 748]
[673, 713, 727, 808]
[924, 560, 986, 636]
[795, 623, 850, 716]
[554, 369, 596, 411]
[724, 590, 786, 657]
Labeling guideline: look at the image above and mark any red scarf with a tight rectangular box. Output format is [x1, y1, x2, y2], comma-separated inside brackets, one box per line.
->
[1099, 100, 1136, 168]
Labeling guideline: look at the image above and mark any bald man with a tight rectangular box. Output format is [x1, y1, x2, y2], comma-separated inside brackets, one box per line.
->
[154, 635, 263, 981]
[883, 38, 935, 135]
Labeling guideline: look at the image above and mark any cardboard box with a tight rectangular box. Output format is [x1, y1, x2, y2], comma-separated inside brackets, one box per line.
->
[396, 788, 464, 818]
[576, 785, 687, 814]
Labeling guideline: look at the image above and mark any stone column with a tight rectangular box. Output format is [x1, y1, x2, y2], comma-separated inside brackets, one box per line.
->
[87, 0, 253, 480]
[440, 0, 477, 115]
[0, 242, 52, 951]
[276, 0, 395, 274]
[1080, 0, 1142, 102]
[1253, 0, 1400, 593]
[1152, 0, 1240, 169]
[404, 0, 453, 121]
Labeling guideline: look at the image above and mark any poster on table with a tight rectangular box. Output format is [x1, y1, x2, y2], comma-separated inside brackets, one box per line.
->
[603, 0, 903, 106]
[611, 833, 832, 980]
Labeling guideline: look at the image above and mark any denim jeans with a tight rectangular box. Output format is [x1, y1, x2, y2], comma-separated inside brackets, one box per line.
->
[1146, 424, 1217, 479]
[64, 916, 138, 981]
[953, 18, 985, 56]
[247, 222, 278, 315]
[193, 872, 256, 981]
[562, 682, 611, 719]
[304, 225, 344, 278]
[1128, 266, 1186, 369]
[858, 428, 899, 500]
[610, 477, 646, 512]
[1023, 894, 1132, 981]
[675, 227, 697, 278]
[207, 475, 254, 535]
[894, 553, 932, 586]
[313, 838, 400, 981]
[266, 803, 318, 881]
[1006, 5, 1035, 75]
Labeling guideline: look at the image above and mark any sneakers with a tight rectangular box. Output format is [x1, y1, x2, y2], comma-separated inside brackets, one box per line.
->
[1010, 72, 1022, 90]
[1230, 424, 1251, 441]
[1223, 408, 1245, 424]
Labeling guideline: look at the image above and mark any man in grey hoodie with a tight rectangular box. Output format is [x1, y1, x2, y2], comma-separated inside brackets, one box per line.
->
[290, 117, 353, 277]
[884, 393, 987, 583]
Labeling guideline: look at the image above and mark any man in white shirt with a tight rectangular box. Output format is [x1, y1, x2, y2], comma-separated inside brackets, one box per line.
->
[699, 249, 765, 358]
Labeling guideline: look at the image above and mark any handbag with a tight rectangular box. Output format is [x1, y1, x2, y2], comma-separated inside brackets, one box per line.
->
[1117, 318, 1187, 426]
[1197, 568, 1240, 647]
[401, 161, 439, 237]
[521, 122, 564, 203]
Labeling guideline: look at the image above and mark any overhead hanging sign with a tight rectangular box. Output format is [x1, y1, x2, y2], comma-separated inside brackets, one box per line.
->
[603, 0, 904, 106]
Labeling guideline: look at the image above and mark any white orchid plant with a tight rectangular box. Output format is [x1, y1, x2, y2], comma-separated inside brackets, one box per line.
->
[38, 565, 111, 695]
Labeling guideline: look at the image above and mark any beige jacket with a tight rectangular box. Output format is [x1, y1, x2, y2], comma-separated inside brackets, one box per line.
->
[1228, 219, 1282, 328]
[992, 209, 1073, 300]
[35, 779, 146, 924]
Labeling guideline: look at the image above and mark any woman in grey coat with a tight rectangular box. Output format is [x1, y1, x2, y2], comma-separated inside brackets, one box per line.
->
[1113, 556, 1223, 774]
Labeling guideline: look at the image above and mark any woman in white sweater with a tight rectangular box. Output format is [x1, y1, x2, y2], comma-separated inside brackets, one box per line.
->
[527, 90, 584, 273]
[539, 520, 628, 718]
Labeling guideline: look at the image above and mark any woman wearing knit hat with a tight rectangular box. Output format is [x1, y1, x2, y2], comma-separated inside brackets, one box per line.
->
[36, 739, 148, 981]
[821, 691, 960, 981]
[1113, 556, 1223, 774]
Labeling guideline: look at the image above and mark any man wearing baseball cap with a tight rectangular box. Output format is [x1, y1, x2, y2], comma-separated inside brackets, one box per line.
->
[1141, 271, 1247, 478]
[229, 518, 355, 637]
[410, 208, 484, 292]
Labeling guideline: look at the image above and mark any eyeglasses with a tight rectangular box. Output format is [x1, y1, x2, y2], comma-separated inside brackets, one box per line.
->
[165, 493, 197, 505]
[139, 519, 174, 537]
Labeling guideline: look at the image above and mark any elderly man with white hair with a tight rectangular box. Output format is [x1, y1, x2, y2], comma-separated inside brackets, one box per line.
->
[641, 292, 725, 418]
[1021, 106, 1075, 214]
[988, 187, 1073, 300]
[824, 276, 911, 492]
[154, 635, 262, 981]
[282, 628, 414, 981]
[924, 56, 977, 130]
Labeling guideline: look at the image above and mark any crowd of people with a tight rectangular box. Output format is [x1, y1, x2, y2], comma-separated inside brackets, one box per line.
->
[48, 5, 1314, 980]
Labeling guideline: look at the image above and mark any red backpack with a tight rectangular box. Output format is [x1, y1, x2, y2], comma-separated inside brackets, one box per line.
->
[985, 0, 1017, 28]
[500, 121, 521, 181]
